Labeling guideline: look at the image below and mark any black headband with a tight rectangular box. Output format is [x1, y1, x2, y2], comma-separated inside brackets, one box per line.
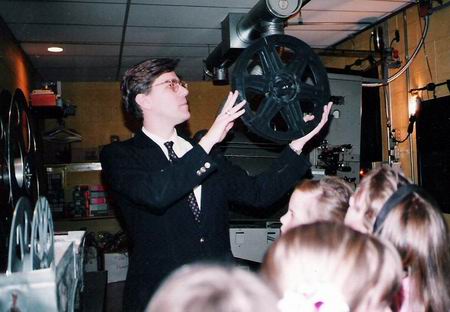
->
[372, 184, 423, 233]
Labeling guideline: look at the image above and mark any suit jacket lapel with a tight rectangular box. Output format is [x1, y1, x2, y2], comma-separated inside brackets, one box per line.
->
[132, 130, 170, 170]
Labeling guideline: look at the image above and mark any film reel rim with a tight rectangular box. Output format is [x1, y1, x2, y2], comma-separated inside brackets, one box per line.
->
[232, 34, 330, 143]
[0, 89, 11, 196]
[6, 196, 33, 275]
[31, 196, 55, 270]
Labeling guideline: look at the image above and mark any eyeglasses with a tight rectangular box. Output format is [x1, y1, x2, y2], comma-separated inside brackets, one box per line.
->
[151, 79, 188, 92]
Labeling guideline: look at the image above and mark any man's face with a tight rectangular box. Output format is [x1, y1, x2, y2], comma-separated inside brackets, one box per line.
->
[280, 190, 319, 233]
[138, 71, 190, 125]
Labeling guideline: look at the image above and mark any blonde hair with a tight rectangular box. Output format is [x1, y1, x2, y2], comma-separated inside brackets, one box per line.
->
[146, 264, 279, 312]
[262, 222, 402, 312]
[378, 193, 450, 311]
[291, 176, 353, 223]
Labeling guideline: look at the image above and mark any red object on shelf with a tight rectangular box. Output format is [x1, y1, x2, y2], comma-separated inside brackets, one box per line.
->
[89, 184, 107, 192]
[31, 93, 57, 107]
[90, 197, 107, 205]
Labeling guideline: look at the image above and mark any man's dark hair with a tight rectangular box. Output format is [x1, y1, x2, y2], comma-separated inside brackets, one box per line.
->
[121, 58, 179, 119]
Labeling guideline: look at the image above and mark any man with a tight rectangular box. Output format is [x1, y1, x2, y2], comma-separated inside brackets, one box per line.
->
[100, 58, 332, 311]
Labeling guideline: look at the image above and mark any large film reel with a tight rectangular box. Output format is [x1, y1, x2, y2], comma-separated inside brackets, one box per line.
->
[7, 89, 40, 204]
[232, 34, 330, 143]
[0, 89, 12, 272]
[0, 90, 11, 206]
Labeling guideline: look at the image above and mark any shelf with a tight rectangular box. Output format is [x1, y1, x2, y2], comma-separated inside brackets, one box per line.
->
[55, 214, 115, 222]
[31, 105, 65, 119]
[46, 162, 102, 173]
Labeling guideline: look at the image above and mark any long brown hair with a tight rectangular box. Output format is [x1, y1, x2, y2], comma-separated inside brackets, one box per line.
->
[379, 194, 450, 311]
[349, 165, 450, 311]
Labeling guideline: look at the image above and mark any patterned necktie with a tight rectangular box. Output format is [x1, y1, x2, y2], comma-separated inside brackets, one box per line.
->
[164, 141, 201, 223]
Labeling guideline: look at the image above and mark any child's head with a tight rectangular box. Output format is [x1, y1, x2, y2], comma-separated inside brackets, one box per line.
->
[344, 165, 409, 233]
[262, 222, 402, 312]
[146, 264, 279, 312]
[280, 176, 353, 233]
[376, 190, 450, 311]
[344, 165, 450, 310]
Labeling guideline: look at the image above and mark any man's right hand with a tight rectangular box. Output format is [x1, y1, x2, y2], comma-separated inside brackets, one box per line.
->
[289, 101, 333, 154]
[199, 90, 246, 153]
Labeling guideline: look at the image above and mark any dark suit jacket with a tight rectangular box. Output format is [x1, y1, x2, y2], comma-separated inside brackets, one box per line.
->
[100, 130, 310, 311]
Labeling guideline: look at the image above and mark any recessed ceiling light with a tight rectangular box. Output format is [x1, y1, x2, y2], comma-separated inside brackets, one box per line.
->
[48, 46, 63, 53]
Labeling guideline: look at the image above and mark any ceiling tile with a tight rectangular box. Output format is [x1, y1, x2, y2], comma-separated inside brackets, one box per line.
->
[122, 45, 209, 57]
[303, 0, 412, 12]
[128, 4, 248, 28]
[50, 0, 127, 2]
[125, 27, 221, 45]
[131, 0, 256, 8]
[0, 1, 126, 25]
[9, 24, 123, 44]
[30, 55, 119, 68]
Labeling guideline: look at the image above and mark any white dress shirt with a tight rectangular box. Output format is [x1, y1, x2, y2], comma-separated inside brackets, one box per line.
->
[142, 127, 202, 209]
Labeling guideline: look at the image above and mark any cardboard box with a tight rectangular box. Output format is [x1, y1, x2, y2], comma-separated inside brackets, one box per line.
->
[104, 253, 128, 283]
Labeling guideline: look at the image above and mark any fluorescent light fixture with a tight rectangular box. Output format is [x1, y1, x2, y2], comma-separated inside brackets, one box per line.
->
[48, 46, 63, 53]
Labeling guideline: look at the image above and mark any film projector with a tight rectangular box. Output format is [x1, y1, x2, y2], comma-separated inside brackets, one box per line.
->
[204, 0, 362, 263]
[205, 0, 361, 183]
[0, 89, 85, 311]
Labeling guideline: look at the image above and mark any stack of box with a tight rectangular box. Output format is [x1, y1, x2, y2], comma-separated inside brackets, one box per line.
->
[47, 172, 65, 218]
[71, 184, 109, 217]
[88, 185, 109, 216]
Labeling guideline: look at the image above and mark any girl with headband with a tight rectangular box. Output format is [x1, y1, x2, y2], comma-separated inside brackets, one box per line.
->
[344, 165, 450, 311]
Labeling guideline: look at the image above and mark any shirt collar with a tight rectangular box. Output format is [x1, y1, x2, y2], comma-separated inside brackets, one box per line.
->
[142, 126, 178, 146]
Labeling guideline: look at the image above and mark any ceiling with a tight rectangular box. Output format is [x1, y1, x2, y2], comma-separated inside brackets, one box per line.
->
[0, 0, 414, 82]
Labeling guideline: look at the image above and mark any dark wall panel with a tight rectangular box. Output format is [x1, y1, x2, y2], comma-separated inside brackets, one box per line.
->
[416, 95, 450, 213]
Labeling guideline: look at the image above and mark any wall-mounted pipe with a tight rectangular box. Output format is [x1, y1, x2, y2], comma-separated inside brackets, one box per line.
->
[204, 0, 309, 84]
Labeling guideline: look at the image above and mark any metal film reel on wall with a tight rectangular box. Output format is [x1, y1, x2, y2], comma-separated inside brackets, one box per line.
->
[7, 89, 40, 205]
[0, 89, 12, 272]
[0, 90, 12, 207]
[231, 34, 330, 143]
